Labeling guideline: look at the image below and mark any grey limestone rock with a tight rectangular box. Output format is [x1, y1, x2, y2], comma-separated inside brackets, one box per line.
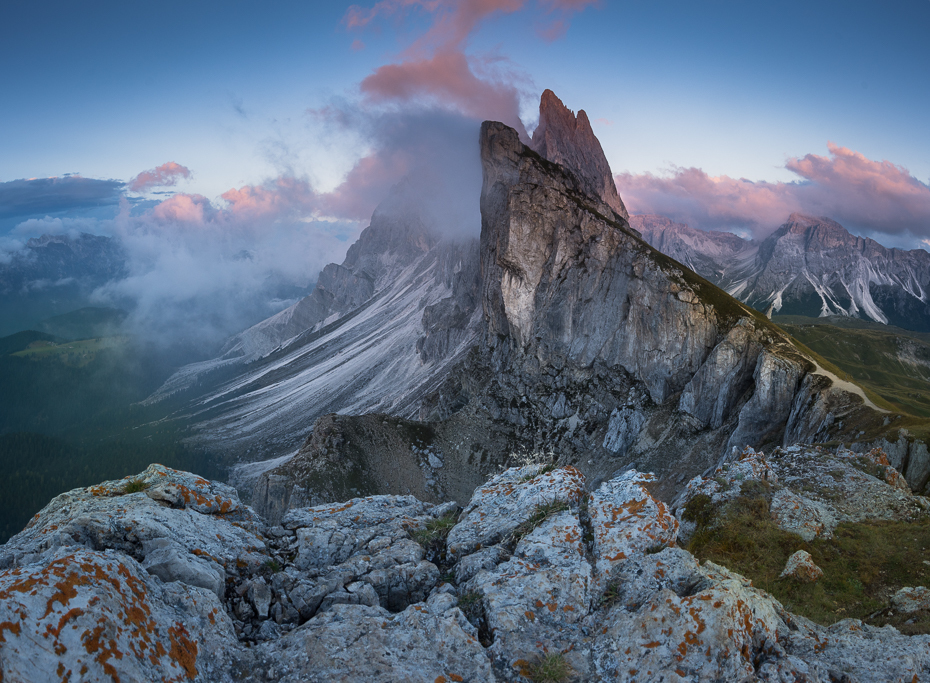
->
[446, 464, 586, 559]
[142, 537, 226, 599]
[3, 464, 930, 681]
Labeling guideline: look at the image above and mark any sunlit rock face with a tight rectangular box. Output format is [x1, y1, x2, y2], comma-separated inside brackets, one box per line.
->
[3, 463, 930, 681]
[250, 94, 895, 519]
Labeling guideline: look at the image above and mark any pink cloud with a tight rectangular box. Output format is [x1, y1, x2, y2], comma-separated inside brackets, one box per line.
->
[346, 0, 598, 137]
[148, 155, 401, 230]
[129, 162, 192, 192]
[361, 50, 529, 136]
[319, 151, 410, 221]
[616, 144, 930, 241]
[151, 193, 213, 223]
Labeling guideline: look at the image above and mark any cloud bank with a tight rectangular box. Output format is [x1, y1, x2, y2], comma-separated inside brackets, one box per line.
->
[616, 143, 930, 243]
[0, 176, 124, 220]
[1, 1, 600, 351]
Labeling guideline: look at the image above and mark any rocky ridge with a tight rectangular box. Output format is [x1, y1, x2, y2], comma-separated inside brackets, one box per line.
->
[252, 101, 921, 520]
[3, 458, 930, 681]
[675, 444, 930, 543]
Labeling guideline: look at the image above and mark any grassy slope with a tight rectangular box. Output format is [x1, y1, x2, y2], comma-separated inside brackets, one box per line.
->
[0, 330, 225, 543]
[773, 316, 930, 422]
[685, 486, 930, 635]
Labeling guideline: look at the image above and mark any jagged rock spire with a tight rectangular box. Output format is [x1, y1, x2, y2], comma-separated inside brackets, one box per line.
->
[530, 89, 629, 220]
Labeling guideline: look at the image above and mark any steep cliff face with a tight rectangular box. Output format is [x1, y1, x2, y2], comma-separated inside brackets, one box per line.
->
[483, 121, 733, 403]
[636, 212, 930, 331]
[255, 113, 899, 518]
[147, 181, 483, 460]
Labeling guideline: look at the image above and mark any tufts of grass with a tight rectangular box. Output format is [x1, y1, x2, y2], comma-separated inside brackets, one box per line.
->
[598, 581, 621, 608]
[263, 559, 282, 574]
[686, 492, 930, 634]
[121, 478, 148, 494]
[410, 511, 458, 549]
[457, 591, 493, 646]
[510, 501, 570, 545]
[527, 653, 573, 683]
[681, 493, 715, 528]
[457, 591, 483, 620]
[519, 463, 557, 483]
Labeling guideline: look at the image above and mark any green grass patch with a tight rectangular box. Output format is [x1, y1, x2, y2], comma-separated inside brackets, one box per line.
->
[411, 511, 458, 549]
[526, 653, 573, 683]
[778, 320, 930, 419]
[686, 492, 930, 633]
[121, 478, 148, 494]
[12, 336, 129, 367]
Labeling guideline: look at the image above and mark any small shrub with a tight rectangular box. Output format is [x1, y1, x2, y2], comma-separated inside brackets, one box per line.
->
[739, 479, 771, 499]
[519, 463, 557, 483]
[527, 653, 572, 683]
[851, 456, 886, 481]
[457, 591, 493, 645]
[457, 591, 482, 620]
[122, 479, 148, 494]
[598, 581, 621, 608]
[681, 493, 714, 527]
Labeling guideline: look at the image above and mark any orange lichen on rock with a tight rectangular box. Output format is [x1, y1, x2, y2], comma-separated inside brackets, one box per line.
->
[167, 623, 198, 680]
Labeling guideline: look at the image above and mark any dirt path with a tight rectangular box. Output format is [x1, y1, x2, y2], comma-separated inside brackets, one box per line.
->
[812, 362, 890, 414]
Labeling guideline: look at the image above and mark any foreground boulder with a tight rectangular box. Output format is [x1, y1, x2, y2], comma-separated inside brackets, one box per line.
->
[2, 463, 930, 681]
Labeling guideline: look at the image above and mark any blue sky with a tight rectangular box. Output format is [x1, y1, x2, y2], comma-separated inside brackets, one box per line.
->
[1, 0, 929, 332]
[1, 0, 927, 345]
[3, 0, 927, 185]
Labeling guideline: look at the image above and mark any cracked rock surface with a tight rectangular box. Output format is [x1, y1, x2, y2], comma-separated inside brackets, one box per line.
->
[2, 463, 930, 681]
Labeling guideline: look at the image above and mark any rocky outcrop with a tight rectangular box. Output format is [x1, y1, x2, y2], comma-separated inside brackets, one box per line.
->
[892, 587, 930, 613]
[4, 464, 930, 681]
[676, 445, 930, 542]
[780, 549, 824, 582]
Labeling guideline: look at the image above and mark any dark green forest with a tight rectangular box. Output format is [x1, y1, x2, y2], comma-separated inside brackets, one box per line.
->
[0, 329, 224, 543]
[0, 432, 223, 542]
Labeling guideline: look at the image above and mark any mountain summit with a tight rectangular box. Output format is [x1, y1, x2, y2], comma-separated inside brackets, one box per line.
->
[530, 89, 628, 220]
[145, 91, 918, 517]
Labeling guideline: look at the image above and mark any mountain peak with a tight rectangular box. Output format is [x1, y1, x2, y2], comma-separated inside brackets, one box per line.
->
[530, 90, 628, 220]
[780, 213, 857, 249]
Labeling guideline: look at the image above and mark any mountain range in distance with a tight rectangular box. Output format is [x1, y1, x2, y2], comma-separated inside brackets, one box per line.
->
[634, 213, 930, 331]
